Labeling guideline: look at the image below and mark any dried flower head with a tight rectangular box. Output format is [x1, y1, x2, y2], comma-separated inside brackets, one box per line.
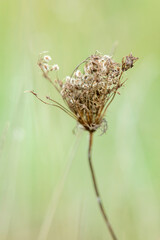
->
[28, 50, 139, 240]
[29, 51, 138, 133]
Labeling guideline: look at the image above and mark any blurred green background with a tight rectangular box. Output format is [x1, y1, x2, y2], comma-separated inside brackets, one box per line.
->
[0, 0, 160, 239]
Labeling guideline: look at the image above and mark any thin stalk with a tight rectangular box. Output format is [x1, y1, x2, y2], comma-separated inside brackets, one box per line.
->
[28, 90, 77, 120]
[88, 132, 118, 240]
[70, 57, 90, 77]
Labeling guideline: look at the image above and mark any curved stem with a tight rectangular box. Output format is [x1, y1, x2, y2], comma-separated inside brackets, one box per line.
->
[88, 132, 118, 240]
[70, 57, 90, 77]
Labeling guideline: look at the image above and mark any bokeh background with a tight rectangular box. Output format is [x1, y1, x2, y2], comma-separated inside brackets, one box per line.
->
[0, 0, 160, 239]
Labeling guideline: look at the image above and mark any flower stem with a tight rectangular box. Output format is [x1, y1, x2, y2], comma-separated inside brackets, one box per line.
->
[88, 131, 118, 240]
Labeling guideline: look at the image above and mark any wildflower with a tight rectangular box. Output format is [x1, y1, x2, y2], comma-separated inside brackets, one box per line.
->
[58, 53, 137, 132]
[31, 51, 138, 133]
[74, 70, 82, 78]
[28, 50, 138, 240]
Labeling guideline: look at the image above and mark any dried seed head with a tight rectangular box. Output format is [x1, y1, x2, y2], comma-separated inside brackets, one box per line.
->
[37, 51, 138, 133]
[58, 52, 138, 132]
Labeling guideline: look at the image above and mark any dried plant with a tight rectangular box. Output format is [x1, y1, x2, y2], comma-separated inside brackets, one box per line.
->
[27, 51, 138, 240]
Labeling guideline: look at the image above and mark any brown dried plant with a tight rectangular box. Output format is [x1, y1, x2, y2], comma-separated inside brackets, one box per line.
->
[27, 51, 138, 240]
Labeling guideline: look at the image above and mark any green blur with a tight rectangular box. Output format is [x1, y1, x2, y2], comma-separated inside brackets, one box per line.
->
[0, 0, 160, 239]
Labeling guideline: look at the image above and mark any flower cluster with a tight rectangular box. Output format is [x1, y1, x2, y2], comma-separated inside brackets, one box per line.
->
[38, 53, 59, 73]
[32, 51, 138, 133]
[60, 53, 138, 132]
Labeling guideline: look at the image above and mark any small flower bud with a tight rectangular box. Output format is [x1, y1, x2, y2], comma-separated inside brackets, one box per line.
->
[74, 70, 82, 78]
[43, 55, 52, 62]
[82, 84, 89, 88]
[70, 78, 75, 84]
[51, 64, 59, 71]
[122, 53, 138, 71]
[43, 63, 50, 72]
[66, 76, 71, 82]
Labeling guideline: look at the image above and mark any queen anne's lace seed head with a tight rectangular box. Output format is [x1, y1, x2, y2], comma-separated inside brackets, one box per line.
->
[28, 50, 138, 240]
[37, 51, 138, 133]
[58, 53, 138, 132]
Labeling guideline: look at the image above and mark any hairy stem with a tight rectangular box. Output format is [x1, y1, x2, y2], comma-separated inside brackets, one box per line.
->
[88, 132, 118, 240]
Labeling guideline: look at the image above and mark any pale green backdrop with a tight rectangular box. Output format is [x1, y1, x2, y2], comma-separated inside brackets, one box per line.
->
[0, 0, 160, 239]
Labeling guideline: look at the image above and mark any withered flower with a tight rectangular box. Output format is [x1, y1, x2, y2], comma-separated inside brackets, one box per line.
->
[28, 51, 138, 240]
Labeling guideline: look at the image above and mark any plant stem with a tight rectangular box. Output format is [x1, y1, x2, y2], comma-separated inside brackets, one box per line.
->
[88, 131, 118, 240]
